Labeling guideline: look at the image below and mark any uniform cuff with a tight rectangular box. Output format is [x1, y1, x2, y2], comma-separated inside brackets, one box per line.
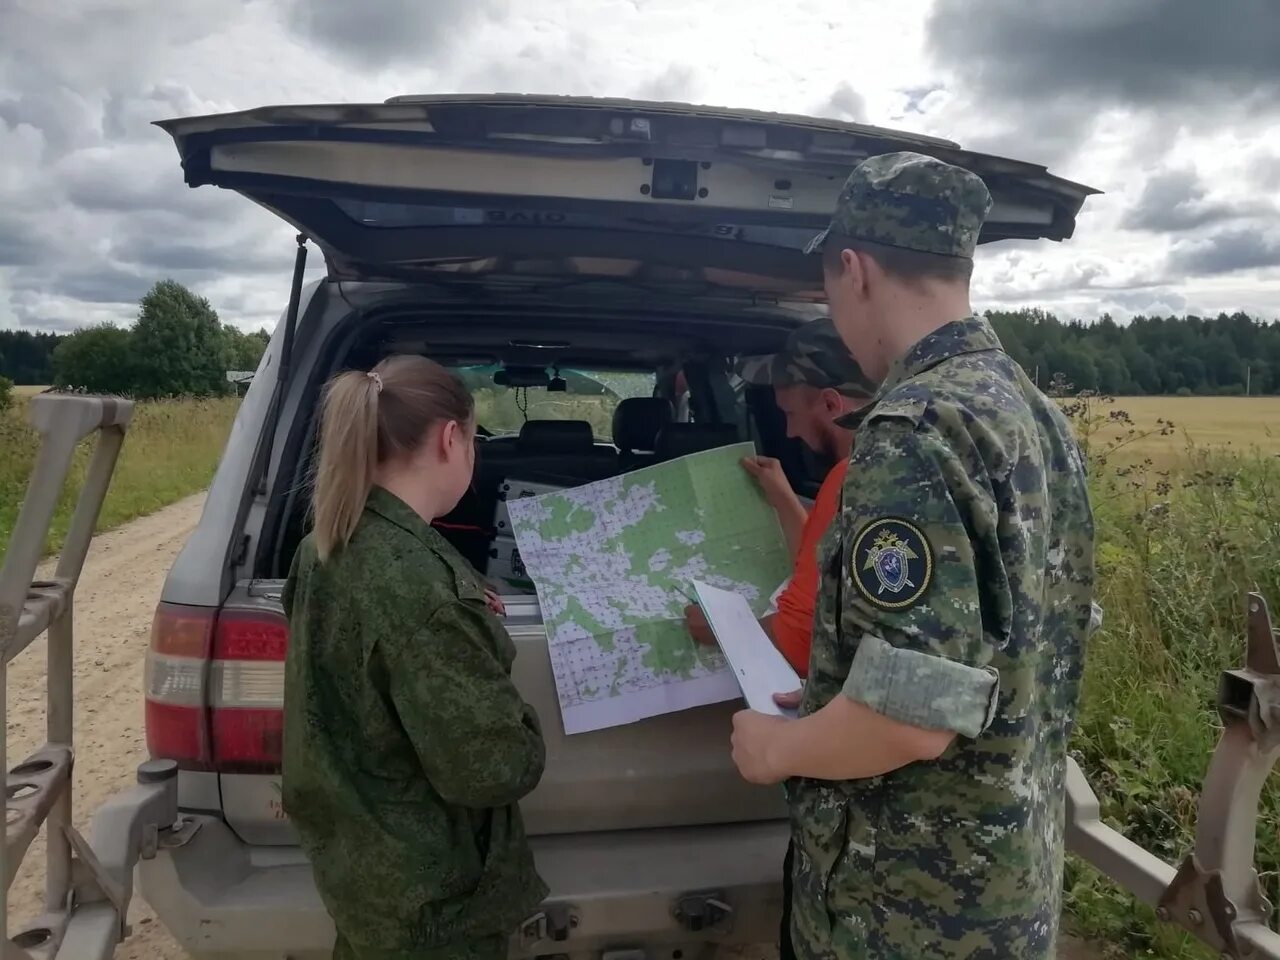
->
[841, 634, 999, 739]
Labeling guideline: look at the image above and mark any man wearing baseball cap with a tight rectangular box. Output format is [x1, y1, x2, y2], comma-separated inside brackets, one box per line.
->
[685, 316, 876, 675]
[684, 316, 875, 960]
[726, 151, 1097, 960]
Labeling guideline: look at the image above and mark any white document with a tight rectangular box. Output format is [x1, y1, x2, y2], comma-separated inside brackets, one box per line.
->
[690, 580, 801, 718]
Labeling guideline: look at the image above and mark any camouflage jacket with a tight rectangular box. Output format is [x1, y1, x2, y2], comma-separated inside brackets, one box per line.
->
[789, 315, 1096, 960]
[282, 487, 548, 953]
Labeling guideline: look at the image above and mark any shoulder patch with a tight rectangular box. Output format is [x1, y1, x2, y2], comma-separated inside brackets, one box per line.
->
[863, 393, 929, 427]
[850, 517, 934, 611]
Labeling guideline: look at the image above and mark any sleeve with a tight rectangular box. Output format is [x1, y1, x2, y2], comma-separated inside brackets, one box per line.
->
[384, 599, 546, 809]
[838, 420, 1001, 739]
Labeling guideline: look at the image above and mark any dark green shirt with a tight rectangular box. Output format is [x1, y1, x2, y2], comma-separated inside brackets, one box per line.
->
[282, 487, 548, 954]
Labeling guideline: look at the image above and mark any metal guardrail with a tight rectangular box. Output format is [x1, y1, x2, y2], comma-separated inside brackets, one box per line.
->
[1066, 592, 1280, 958]
[0, 395, 184, 960]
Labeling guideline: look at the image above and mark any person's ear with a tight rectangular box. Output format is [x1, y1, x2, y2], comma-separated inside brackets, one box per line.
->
[439, 419, 459, 458]
[844, 249, 874, 299]
[819, 388, 843, 415]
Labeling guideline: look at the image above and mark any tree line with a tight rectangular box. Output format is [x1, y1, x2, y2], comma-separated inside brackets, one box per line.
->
[0, 280, 269, 401]
[4, 293, 1280, 400]
[985, 308, 1280, 396]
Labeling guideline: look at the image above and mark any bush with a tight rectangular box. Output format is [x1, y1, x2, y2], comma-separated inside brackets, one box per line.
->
[0, 375, 12, 412]
[52, 324, 135, 394]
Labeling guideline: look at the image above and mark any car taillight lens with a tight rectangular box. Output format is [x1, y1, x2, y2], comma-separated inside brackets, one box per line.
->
[145, 602, 289, 774]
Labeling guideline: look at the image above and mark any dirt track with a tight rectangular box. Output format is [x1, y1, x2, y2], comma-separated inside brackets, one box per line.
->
[6, 493, 1099, 960]
[8, 494, 204, 959]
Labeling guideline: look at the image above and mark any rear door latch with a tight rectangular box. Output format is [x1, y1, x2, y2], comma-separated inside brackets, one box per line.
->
[520, 903, 578, 947]
[674, 892, 733, 933]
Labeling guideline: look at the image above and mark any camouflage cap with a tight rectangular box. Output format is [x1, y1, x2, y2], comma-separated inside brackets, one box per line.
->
[804, 150, 993, 259]
[737, 317, 877, 398]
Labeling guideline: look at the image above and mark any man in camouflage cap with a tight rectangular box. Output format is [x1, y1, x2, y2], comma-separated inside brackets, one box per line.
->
[689, 317, 876, 960]
[727, 151, 1097, 960]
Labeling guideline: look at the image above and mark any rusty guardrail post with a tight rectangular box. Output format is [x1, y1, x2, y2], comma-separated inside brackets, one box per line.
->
[0, 394, 132, 957]
[1066, 592, 1280, 959]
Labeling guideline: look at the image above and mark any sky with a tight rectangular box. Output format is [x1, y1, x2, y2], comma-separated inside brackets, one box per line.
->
[2, 0, 1279, 333]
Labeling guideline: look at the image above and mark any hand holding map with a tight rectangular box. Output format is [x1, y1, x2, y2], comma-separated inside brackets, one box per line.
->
[507, 442, 791, 734]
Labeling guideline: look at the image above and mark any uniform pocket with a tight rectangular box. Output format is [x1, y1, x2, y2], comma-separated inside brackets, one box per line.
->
[790, 788, 851, 946]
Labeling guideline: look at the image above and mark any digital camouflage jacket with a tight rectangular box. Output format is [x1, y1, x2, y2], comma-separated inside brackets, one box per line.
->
[282, 487, 547, 956]
[789, 315, 1096, 960]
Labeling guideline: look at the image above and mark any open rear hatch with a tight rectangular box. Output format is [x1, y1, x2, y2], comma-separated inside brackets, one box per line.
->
[157, 94, 1098, 291]
[158, 97, 1100, 844]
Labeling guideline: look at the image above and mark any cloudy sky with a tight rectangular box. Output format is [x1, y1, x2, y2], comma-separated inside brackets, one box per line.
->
[2, 0, 1279, 333]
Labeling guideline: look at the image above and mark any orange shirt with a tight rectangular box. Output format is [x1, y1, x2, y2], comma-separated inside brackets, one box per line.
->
[771, 458, 848, 678]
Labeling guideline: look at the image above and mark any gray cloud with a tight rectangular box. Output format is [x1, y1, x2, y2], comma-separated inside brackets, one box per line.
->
[1166, 228, 1280, 276]
[928, 0, 1280, 108]
[1254, 154, 1280, 190]
[283, 0, 507, 68]
[1122, 169, 1248, 232]
[637, 64, 702, 103]
[11, 267, 152, 306]
[814, 82, 867, 123]
[926, 0, 1280, 167]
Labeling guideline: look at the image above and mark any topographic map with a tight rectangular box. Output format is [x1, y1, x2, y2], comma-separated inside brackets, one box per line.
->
[507, 442, 791, 734]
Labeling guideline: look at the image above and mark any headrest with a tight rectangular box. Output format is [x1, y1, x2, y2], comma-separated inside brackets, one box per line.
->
[517, 419, 595, 454]
[654, 423, 739, 462]
[611, 397, 674, 453]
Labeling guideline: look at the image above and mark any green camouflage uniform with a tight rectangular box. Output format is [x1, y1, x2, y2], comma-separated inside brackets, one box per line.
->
[788, 153, 1097, 959]
[282, 487, 548, 960]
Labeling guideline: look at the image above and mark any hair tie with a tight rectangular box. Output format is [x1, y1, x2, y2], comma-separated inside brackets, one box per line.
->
[367, 371, 383, 393]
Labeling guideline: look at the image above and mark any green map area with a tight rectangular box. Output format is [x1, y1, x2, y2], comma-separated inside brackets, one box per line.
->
[507, 442, 791, 734]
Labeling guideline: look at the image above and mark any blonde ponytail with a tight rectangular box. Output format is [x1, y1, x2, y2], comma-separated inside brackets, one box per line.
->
[310, 355, 474, 561]
[312, 371, 380, 560]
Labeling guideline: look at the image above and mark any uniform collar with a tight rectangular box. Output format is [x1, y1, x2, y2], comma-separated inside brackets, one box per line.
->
[836, 314, 1003, 429]
[364, 485, 442, 550]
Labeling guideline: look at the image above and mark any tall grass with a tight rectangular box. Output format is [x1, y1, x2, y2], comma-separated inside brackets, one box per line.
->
[0, 395, 240, 558]
[1062, 393, 1280, 958]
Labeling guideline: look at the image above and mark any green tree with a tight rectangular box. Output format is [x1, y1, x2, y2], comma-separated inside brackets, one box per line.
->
[130, 280, 231, 399]
[0, 374, 13, 412]
[51, 324, 136, 394]
[222, 325, 271, 371]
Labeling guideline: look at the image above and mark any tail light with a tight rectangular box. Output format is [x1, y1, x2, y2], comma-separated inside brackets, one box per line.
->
[145, 602, 288, 773]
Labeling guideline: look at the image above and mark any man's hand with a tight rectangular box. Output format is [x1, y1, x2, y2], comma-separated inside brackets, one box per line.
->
[741, 456, 807, 555]
[683, 603, 716, 645]
[731, 709, 790, 784]
[773, 688, 803, 710]
[483, 587, 506, 617]
[741, 456, 792, 508]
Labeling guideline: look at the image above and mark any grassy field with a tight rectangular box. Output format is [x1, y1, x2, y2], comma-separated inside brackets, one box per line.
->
[1060, 395, 1279, 958]
[1081, 395, 1280, 467]
[0, 392, 240, 558]
[1, 388, 1277, 958]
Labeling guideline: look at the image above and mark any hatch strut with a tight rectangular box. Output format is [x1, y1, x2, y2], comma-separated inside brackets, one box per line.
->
[278, 233, 309, 386]
[249, 234, 309, 501]
[0, 395, 187, 958]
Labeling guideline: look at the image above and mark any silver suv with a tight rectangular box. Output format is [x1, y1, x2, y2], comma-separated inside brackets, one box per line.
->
[135, 95, 1095, 959]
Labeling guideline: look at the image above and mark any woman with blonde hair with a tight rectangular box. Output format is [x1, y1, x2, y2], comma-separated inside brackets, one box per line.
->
[281, 354, 547, 960]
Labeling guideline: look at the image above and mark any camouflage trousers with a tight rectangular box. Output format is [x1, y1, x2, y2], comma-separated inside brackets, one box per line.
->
[333, 934, 507, 960]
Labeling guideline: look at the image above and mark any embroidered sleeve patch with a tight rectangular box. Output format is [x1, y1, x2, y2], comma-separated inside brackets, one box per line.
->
[850, 517, 934, 611]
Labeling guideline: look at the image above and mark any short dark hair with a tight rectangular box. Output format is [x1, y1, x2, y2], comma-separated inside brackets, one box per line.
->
[821, 233, 974, 286]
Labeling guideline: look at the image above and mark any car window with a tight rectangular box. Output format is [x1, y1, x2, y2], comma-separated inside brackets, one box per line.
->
[454, 365, 656, 440]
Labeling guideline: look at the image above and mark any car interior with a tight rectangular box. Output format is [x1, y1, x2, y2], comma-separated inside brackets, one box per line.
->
[262, 307, 833, 589]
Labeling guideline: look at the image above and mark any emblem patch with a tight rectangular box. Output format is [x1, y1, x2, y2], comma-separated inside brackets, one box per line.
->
[850, 517, 933, 610]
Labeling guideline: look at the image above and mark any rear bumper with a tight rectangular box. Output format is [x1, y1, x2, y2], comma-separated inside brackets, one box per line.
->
[139, 815, 790, 960]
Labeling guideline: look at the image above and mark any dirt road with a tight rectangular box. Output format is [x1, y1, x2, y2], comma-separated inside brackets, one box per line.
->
[7, 494, 204, 959]
[6, 493, 1101, 960]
